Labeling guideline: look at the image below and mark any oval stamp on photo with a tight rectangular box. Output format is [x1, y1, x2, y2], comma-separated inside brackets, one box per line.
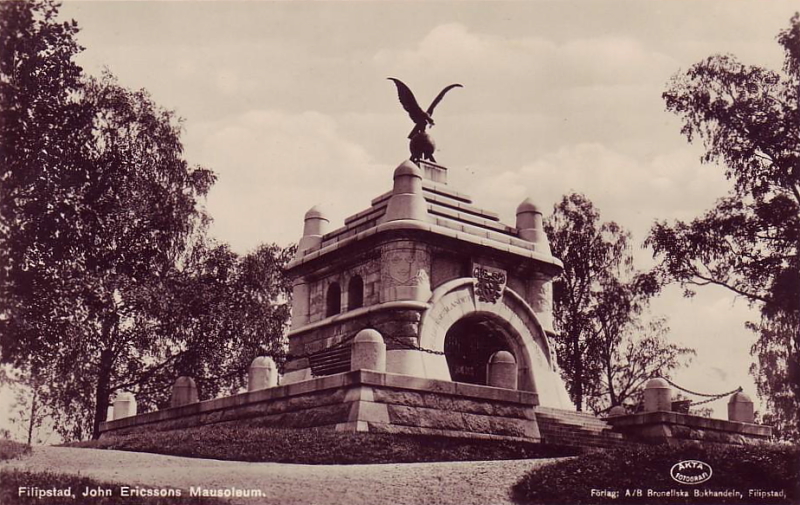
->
[670, 460, 713, 485]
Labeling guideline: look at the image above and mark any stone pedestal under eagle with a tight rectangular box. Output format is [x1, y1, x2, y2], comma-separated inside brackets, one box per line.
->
[387, 78, 462, 164]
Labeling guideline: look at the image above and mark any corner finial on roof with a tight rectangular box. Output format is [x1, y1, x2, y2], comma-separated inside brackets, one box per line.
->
[516, 197, 550, 254]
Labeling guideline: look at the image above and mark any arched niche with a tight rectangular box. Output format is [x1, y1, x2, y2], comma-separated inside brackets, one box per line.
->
[347, 275, 364, 310]
[410, 278, 572, 409]
[326, 282, 341, 317]
[444, 314, 513, 386]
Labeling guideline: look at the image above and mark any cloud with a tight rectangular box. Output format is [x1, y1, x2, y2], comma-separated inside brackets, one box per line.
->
[371, 22, 690, 188]
[374, 23, 679, 112]
[463, 142, 732, 246]
[184, 110, 391, 252]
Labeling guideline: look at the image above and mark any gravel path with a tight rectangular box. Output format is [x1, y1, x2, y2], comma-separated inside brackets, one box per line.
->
[3, 446, 563, 505]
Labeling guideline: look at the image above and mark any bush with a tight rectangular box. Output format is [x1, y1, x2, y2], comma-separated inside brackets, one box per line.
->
[72, 421, 580, 464]
[512, 443, 800, 504]
[0, 469, 227, 505]
[0, 440, 31, 461]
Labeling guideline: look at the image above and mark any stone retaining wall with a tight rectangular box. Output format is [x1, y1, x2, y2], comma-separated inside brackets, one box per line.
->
[100, 370, 540, 442]
[606, 411, 772, 445]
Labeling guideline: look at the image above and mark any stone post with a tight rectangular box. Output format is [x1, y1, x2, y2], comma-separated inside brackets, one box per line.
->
[112, 392, 137, 419]
[351, 329, 386, 372]
[487, 351, 517, 389]
[516, 198, 551, 254]
[382, 161, 427, 223]
[728, 391, 755, 423]
[608, 405, 627, 417]
[171, 376, 199, 408]
[248, 356, 278, 391]
[643, 378, 672, 412]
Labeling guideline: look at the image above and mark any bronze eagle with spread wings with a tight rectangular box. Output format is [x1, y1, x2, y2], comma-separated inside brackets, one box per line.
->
[387, 78, 462, 163]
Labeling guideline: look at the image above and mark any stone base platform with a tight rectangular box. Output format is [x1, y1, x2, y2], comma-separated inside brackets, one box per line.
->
[606, 411, 772, 445]
[100, 370, 541, 442]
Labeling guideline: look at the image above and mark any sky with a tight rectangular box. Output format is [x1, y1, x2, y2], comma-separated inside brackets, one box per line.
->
[3, 0, 798, 434]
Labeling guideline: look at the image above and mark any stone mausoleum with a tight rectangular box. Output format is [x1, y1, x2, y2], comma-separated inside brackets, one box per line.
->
[100, 158, 772, 447]
[282, 159, 570, 409]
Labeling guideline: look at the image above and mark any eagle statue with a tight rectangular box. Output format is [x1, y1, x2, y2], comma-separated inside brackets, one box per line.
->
[387, 78, 462, 164]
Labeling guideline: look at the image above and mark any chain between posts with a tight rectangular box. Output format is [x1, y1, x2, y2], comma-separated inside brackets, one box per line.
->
[285, 330, 447, 363]
[381, 333, 447, 356]
[689, 394, 733, 407]
[660, 377, 743, 406]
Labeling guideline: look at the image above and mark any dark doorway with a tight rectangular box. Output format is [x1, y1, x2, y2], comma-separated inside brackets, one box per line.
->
[444, 316, 512, 385]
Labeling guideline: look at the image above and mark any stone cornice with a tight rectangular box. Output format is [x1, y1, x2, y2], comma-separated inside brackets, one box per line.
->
[288, 219, 563, 275]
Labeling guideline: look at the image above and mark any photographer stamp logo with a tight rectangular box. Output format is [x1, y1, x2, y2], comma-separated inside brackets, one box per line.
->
[670, 460, 713, 485]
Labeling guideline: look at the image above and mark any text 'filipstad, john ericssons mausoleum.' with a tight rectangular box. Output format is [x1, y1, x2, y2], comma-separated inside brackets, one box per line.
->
[101, 81, 771, 448]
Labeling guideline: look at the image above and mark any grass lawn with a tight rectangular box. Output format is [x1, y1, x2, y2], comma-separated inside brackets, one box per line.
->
[73, 421, 580, 464]
[0, 440, 30, 461]
[513, 442, 800, 505]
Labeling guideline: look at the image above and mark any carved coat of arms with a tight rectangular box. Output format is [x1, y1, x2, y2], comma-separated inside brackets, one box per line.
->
[472, 265, 507, 304]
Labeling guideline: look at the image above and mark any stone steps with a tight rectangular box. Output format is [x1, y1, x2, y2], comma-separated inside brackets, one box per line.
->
[536, 411, 616, 430]
[535, 407, 636, 449]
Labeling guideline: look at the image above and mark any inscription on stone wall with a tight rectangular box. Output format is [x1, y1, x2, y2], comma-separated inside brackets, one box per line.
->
[432, 295, 471, 325]
[472, 264, 507, 304]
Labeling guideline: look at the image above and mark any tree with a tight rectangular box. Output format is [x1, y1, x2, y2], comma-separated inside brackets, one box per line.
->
[1, 60, 217, 438]
[1, 0, 89, 438]
[127, 241, 294, 412]
[0, 1, 294, 440]
[0, 0, 86, 307]
[0, 366, 54, 444]
[647, 14, 800, 440]
[592, 317, 694, 414]
[546, 193, 693, 412]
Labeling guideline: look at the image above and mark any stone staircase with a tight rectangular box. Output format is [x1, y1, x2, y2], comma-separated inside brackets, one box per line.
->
[535, 406, 637, 449]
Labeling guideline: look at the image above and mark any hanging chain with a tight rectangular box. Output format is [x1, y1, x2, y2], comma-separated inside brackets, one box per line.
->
[382, 333, 447, 356]
[659, 376, 743, 407]
[689, 393, 735, 407]
[660, 377, 743, 398]
[285, 329, 447, 364]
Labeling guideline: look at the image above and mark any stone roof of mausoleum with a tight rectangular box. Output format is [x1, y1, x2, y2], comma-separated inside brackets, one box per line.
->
[288, 160, 562, 272]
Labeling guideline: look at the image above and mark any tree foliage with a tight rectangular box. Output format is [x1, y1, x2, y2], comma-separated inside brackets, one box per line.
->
[0, 1, 293, 440]
[592, 316, 694, 414]
[647, 14, 800, 440]
[546, 193, 693, 413]
[128, 241, 295, 412]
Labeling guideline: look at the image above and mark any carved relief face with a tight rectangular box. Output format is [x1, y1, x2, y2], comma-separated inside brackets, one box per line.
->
[388, 251, 416, 284]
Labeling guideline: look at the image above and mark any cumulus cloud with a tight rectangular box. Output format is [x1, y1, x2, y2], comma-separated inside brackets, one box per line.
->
[184, 110, 391, 252]
[374, 22, 679, 114]
[464, 142, 732, 245]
